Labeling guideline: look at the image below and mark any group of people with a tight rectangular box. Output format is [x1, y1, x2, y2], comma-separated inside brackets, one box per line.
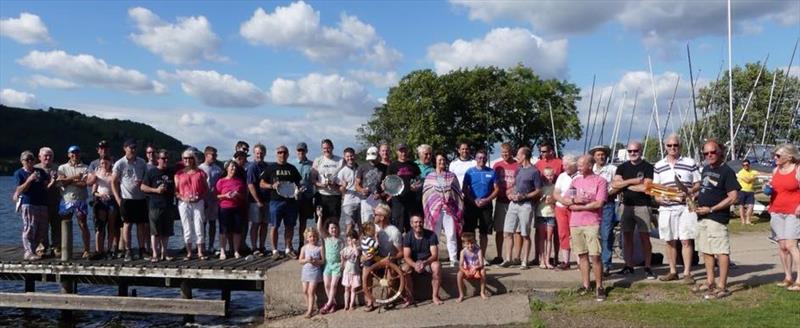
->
[12, 134, 800, 314]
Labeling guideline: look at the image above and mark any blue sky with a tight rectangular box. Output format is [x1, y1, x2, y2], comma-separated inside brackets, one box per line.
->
[1, 0, 798, 159]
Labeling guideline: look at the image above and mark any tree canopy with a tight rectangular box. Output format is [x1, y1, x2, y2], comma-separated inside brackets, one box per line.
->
[357, 65, 583, 156]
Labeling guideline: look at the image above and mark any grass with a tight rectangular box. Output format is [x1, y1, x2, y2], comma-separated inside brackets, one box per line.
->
[530, 283, 800, 328]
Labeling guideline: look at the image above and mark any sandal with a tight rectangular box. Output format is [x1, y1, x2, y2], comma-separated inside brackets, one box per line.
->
[150, 257, 159, 263]
[704, 289, 731, 299]
[691, 283, 715, 294]
[776, 279, 793, 287]
[788, 283, 800, 291]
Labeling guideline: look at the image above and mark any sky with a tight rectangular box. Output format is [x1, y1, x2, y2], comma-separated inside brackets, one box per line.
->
[1, 0, 798, 159]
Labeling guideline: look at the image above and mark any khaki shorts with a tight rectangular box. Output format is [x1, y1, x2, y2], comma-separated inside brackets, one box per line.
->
[493, 201, 510, 234]
[570, 225, 601, 256]
[621, 204, 652, 233]
[696, 219, 730, 255]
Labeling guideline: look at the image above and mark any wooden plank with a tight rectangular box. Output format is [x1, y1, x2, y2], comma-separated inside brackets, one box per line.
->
[0, 292, 226, 316]
[0, 263, 266, 280]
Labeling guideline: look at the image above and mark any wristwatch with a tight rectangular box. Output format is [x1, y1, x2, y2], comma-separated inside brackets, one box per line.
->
[709, 207, 714, 213]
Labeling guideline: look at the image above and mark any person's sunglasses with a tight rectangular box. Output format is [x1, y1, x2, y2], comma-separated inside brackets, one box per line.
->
[158, 157, 168, 160]
[277, 151, 287, 154]
[627, 149, 641, 153]
[703, 150, 718, 156]
[666, 144, 680, 148]
[182, 157, 194, 160]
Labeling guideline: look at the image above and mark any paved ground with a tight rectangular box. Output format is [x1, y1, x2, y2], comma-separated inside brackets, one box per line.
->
[261, 229, 783, 328]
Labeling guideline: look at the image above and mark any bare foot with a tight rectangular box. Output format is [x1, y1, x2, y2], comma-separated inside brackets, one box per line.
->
[481, 292, 489, 300]
[433, 297, 443, 305]
[304, 310, 313, 318]
[456, 296, 463, 303]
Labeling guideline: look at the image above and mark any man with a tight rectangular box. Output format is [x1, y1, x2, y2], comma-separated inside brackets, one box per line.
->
[450, 142, 477, 189]
[233, 150, 248, 170]
[15, 150, 50, 261]
[363, 204, 403, 311]
[402, 215, 443, 305]
[500, 147, 542, 269]
[416, 144, 434, 180]
[694, 140, 740, 299]
[145, 144, 158, 170]
[112, 139, 150, 261]
[653, 134, 701, 283]
[387, 143, 422, 233]
[563, 154, 608, 301]
[736, 159, 757, 225]
[246, 143, 270, 255]
[612, 141, 656, 279]
[140, 149, 176, 261]
[293, 142, 314, 252]
[491, 143, 518, 265]
[260, 145, 302, 260]
[57, 145, 92, 259]
[535, 140, 563, 177]
[312, 139, 344, 219]
[199, 146, 223, 254]
[337, 147, 361, 234]
[589, 145, 619, 276]
[462, 149, 499, 260]
[88, 140, 110, 172]
[356, 146, 385, 224]
[34, 147, 60, 257]
[378, 143, 392, 170]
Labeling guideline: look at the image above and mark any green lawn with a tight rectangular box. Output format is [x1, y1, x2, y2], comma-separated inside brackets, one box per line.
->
[530, 283, 800, 328]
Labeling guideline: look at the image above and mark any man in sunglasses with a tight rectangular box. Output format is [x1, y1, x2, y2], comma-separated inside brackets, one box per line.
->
[612, 141, 656, 279]
[535, 140, 563, 177]
[653, 134, 701, 283]
[112, 139, 150, 261]
[735, 159, 757, 225]
[694, 139, 740, 299]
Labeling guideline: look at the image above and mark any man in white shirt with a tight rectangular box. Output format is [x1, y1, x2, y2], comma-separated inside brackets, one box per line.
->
[449, 142, 477, 189]
[337, 147, 362, 234]
[312, 139, 344, 220]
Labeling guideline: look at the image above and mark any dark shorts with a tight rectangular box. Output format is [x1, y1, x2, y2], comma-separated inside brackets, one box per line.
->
[316, 194, 341, 220]
[219, 207, 244, 235]
[464, 201, 494, 234]
[298, 197, 314, 220]
[94, 199, 118, 213]
[149, 206, 175, 237]
[270, 199, 298, 229]
[120, 199, 148, 224]
[737, 191, 755, 206]
[391, 196, 420, 233]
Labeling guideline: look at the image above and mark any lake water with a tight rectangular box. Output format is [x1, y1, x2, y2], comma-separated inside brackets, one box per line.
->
[0, 176, 306, 327]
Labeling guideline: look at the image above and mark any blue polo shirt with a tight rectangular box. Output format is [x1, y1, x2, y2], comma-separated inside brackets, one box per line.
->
[463, 166, 497, 199]
[14, 167, 49, 206]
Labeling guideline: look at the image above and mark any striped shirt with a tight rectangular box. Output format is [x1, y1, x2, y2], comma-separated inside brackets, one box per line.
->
[653, 156, 701, 206]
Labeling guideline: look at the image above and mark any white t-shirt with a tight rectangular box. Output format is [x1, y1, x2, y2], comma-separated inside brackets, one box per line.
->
[554, 172, 575, 208]
[376, 224, 402, 258]
[449, 158, 476, 189]
[313, 155, 343, 196]
[112, 156, 147, 200]
[653, 156, 701, 206]
[337, 164, 362, 205]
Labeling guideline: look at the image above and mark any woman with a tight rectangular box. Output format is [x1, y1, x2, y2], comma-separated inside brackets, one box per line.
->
[216, 161, 246, 259]
[552, 154, 578, 270]
[91, 156, 120, 259]
[422, 152, 463, 266]
[175, 149, 209, 260]
[767, 143, 800, 291]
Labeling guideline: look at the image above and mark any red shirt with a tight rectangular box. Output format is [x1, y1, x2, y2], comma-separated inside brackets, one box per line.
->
[493, 160, 519, 203]
[770, 167, 800, 214]
[535, 157, 564, 177]
[216, 177, 246, 209]
[175, 169, 208, 200]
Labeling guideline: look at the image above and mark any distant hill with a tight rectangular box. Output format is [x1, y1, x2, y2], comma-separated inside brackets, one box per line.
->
[0, 105, 187, 175]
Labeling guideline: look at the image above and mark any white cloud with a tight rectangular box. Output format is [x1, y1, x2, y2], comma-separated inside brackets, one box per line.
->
[268, 73, 378, 112]
[240, 1, 401, 68]
[28, 75, 79, 89]
[0, 88, 38, 108]
[17, 50, 166, 94]
[167, 69, 266, 108]
[427, 27, 568, 78]
[0, 12, 52, 44]
[128, 7, 225, 65]
[348, 70, 399, 88]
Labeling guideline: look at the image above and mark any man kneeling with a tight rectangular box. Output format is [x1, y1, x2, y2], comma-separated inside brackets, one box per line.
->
[402, 215, 443, 305]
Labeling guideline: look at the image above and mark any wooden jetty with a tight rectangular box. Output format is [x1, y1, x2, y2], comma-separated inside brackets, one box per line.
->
[0, 246, 281, 321]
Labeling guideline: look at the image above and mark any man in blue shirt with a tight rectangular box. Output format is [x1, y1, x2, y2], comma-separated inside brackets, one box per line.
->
[293, 142, 314, 252]
[462, 149, 499, 260]
[246, 143, 270, 256]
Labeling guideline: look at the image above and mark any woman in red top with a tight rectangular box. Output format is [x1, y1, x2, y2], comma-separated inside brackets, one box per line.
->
[175, 150, 209, 260]
[216, 161, 246, 259]
[767, 143, 800, 291]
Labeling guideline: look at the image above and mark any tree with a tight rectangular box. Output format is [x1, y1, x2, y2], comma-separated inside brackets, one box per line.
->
[357, 65, 583, 156]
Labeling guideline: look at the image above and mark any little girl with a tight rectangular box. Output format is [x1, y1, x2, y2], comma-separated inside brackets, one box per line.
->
[340, 230, 361, 311]
[535, 167, 557, 269]
[457, 232, 488, 302]
[299, 227, 324, 318]
[318, 211, 343, 314]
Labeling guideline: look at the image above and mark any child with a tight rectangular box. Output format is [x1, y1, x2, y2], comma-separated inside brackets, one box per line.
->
[318, 214, 343, 314]
[360, 222, 380, 268]
[457, 232, 488, 302]
[535, 167, 557, 269]
[299, 227, 324, 318]
[340, 230, 362, 311]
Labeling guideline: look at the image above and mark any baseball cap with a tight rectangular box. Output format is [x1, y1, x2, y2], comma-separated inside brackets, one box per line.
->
[123, 139, 137, 148]
[67, 145, 81, 153]
[366, 146, 378, 160]
[396, 143, 408, 150]
[97, 140, 109, 148]
[296, 142, 308, 151]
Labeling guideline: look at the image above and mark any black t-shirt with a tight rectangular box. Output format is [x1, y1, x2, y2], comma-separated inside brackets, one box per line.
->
[698, 163, 740, 224]
[388, 160, 421, 198]
[402, 229, 438, 262]
[143, 166, 176, 209]
[260, 162, 301, 201]
[356, 162, 385, 194]
[615, 160, 655, 206]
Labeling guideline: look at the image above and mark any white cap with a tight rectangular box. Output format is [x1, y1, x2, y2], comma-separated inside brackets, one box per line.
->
[366, 146, 378, 160]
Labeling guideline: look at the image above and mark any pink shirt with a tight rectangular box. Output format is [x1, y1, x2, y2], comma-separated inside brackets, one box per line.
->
[493, 160, 519, 203]
[568, 173, 608, 227]
[175, 169, 208, 200]
[216, 177, 246, 209]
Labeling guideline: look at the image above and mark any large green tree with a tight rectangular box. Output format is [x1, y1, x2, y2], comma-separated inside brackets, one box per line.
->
[357, 65, 583, 156]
